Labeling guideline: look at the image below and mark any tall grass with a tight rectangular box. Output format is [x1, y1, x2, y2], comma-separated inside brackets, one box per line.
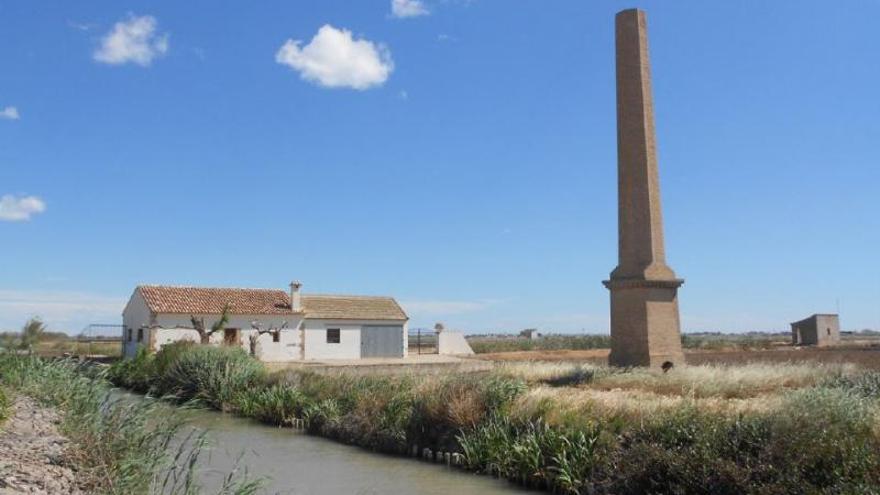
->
[468, 335, 611, 353]
[156, 345, 265, 411]
[109, 343, 880, 495]
[496, 361, 858, 398]
[0, 353, 262, 494]
[0, 386, 9, 424]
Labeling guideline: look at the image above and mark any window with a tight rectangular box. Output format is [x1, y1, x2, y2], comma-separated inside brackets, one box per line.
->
[137, 328, 144, 343]
[827, 328, 831, 336]
[326, 328, 340, 344]
[127, 328, 133, 342]
[272, 331, 280, 343]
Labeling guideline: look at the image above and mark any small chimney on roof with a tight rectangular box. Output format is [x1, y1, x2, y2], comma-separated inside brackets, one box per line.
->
[290, 281, 303, 312]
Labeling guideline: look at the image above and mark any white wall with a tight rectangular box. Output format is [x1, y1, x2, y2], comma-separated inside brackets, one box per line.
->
[438, 331, 474, 355]
[303, 321, 361, 360]
[151, 314, 304, 362]
[302, 319, 408, 360]
[121, 290, 152, 358]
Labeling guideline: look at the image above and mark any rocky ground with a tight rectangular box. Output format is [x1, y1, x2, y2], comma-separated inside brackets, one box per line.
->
[0, 395, 82, 494]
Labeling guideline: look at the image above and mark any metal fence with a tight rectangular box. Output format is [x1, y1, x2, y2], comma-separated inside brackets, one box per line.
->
[78, 323, 124, 358]
[408, 328, 438, 355]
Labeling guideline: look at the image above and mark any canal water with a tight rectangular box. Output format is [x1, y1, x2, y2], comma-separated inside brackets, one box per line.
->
[184, 407, 541, 495]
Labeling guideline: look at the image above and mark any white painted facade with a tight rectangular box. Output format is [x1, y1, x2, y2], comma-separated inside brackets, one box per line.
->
[122, 287, 408, 362]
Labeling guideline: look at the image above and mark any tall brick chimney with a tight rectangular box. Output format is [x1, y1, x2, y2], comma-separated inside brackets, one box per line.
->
[603, 9, 685, 369]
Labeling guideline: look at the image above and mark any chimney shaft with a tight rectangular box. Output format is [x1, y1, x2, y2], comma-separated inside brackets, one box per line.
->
[604, 9, 685, 369]
[290, 281, 302, 312]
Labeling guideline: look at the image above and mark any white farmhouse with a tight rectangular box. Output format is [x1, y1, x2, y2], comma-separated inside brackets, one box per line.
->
[122, 282, 409, 362]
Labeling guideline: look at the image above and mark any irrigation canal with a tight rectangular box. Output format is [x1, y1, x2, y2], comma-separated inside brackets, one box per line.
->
[182, 403, 541, 494]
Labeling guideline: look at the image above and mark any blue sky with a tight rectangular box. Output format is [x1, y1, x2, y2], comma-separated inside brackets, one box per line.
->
[1, 0, 878, 334]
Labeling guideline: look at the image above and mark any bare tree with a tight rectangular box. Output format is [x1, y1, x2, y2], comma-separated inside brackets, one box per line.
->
[190, 304, 231, 345]
[247, 321, 287, 357]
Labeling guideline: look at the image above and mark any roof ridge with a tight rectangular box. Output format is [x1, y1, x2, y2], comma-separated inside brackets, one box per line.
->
[140, 286, 396, 300]
[139, 284, 286, 291]
[302, 293, 395, 300]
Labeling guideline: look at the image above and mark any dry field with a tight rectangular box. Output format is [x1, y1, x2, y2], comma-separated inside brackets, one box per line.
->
[474, 344, 880, 369]
[32, 339, 122, 359]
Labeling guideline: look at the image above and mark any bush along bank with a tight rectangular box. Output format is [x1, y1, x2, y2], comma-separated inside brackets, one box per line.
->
[0, 353, 262, 495]
[0, 386, 9, 424]
[108, 342, 880, 495]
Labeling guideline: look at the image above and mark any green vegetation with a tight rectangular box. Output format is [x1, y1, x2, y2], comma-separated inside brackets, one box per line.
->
[0, 387, 9, 425]
[681, 332, 785, 351]
[0, 353, 262, 494]
[468, 334, 612, 353]
[109, 343, 880, 494]
[468, 330, 880, 355]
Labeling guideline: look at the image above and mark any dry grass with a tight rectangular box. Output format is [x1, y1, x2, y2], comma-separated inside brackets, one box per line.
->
[494, 361, 604, 382]
[478, 345, 880, 370]
[512, 386, 785, 426]
[495, 361, 858, 399]
[590, 362, 858, 398]
[33, 340, 122, 358]
[475, 349, 609, 363]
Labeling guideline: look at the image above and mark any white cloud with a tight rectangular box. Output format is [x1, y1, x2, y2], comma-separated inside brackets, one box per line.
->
[275, 25, 393, 90]
[94, 15, 169, 66]
[391, 0, 430, 18]
[0, 195, 46, 222]
[0, 107, 20, 120]
[0, 290, 126, 334]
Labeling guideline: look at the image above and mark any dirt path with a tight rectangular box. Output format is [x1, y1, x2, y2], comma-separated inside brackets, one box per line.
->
[0, 395, 82, 494]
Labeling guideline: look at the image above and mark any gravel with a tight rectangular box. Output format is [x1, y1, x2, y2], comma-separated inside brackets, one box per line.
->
[0, 395, 82, 494]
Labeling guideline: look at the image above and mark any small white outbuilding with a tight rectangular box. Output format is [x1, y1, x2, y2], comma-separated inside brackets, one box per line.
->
[121, 282, 409, 362]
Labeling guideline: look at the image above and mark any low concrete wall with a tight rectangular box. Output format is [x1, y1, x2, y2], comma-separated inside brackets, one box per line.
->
[437, 331, 475, 356]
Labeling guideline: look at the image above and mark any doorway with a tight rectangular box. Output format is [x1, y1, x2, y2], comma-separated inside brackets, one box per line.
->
[224, 328, 240, 346]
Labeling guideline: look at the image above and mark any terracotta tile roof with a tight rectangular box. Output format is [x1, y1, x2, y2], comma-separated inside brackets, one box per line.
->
[301, 295, 407, 321]
[139, 286, 293, 315]
[136, 285, 407, 321]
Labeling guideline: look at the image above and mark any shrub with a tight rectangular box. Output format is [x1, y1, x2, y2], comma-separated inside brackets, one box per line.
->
[234, 383, 309, 426]
[824, 371, 880, 398]
[155, 345, 266, 411]
[761, 388, 880, 490]
[611, 388, 880, 494]
[0, 387, 9, 424]
[303, 398, 343, 435]
[107, 346, 155, 392]
[457, 416, 605, 493]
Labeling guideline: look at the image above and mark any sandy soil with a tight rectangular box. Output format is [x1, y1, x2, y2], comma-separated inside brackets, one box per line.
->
[0, 396, 81, 494]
